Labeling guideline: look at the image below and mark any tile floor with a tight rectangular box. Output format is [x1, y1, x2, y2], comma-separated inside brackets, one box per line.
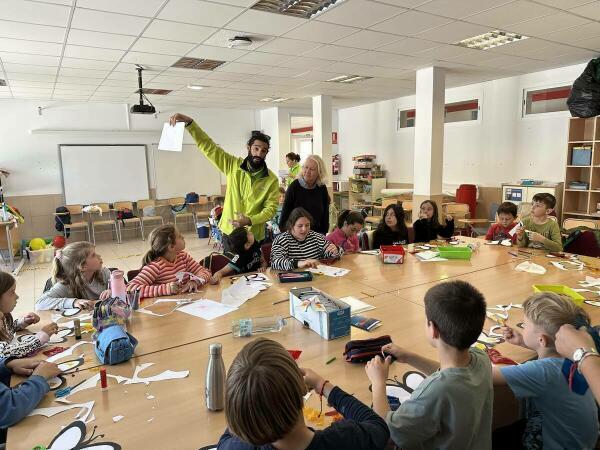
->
[5, 231, 217, 316]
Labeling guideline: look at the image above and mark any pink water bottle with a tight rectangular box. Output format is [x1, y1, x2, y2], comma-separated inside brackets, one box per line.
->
[110, 270, 127, 301]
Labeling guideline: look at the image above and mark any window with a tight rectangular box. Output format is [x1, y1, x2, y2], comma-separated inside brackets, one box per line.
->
[523, 85, 571, 116]
[397, 99, 479, 129]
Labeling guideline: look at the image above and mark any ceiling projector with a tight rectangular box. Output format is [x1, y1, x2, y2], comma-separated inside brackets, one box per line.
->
[130, 65, 156, 115]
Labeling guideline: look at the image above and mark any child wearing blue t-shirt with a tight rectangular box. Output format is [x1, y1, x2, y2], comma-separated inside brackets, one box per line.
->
[493, 292, 599, 449]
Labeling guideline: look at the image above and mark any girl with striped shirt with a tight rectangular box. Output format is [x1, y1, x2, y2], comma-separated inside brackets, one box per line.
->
[128, 224, 211, 299]
[271, 207, 340, 271]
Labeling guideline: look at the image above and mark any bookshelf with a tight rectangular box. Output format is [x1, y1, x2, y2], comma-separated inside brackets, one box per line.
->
[563, 116, 600, 220]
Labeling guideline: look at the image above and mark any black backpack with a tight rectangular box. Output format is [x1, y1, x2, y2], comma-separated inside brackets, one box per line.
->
[185, 192, 199, 204]
[55, 206, 71, 237]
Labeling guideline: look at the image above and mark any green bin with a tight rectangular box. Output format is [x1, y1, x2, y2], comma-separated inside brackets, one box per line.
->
[438, 246, 472, 260]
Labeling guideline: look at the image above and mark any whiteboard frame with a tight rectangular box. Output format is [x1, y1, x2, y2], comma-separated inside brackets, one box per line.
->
[58, 144, 151, 205]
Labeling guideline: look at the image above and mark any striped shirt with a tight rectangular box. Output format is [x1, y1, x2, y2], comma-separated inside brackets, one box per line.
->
[271, 230, 339, 271]
[128, 251, 211, 299]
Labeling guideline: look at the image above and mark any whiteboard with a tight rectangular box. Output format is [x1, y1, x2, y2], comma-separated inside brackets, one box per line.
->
[153, 143, 222, 199]
[59, 145, 149, 204]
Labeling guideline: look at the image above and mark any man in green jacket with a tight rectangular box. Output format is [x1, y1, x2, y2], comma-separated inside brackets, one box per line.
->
[169, 113, 280, 253]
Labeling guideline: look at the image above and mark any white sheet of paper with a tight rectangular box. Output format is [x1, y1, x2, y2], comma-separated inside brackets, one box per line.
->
[158, 122, 184, 152]
[515, 261, 546, 274]
[508, 221, 523, 237]
[124, 362, 189, 385]
[220, 276, 270, 308]
[46, 341, 92, 363]
[29, 401, 95, 423]
[415, 250, 440, 261]
[339, 296, 376, 315]
[177, 299, 237, 320]
[307, 265, 350, 277]
[359, 249, 380, 255]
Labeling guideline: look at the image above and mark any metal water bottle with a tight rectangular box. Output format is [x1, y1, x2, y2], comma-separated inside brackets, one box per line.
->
[205, 343, 225, 411]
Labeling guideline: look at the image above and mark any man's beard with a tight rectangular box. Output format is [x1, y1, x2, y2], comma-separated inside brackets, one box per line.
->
[248, 153, 265, 170]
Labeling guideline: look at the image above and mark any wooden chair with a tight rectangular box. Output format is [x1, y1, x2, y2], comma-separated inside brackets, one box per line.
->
[443, 202, 470, 236]
[168, 197, 194, 231]
[137, 199, 164, 239]
[261, 243, 272, 266]
[563, 218, 599, 230]
[89, 203, 119, 245]
[401, 200, 413, 222]
[190, 196, 211, 227]
[114, 201, 144, 242]
[127, 269, 141, 283]
[54, 204, 90, 241]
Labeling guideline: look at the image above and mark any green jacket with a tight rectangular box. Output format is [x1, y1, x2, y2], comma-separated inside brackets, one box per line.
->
[286, 163, 301, 186]
[187, 122, 280, 240]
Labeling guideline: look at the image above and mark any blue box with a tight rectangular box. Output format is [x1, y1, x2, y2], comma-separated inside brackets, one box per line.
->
[571, 147, 592, 166]
[289, 287, 351, 340]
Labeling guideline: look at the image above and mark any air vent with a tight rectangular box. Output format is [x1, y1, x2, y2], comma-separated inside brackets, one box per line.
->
[252, 0, 346, 19]
[172, 57, 226, 71]
[137, 88, 172, 95]
[0, 79, 6, 86]
[326, 75, 372, 84]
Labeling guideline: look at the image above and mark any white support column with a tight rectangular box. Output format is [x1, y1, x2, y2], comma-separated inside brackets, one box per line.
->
[312, 95, 332, 187]
[413, 66, 445, 220]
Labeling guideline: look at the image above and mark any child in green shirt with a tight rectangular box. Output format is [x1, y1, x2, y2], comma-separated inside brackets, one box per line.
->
[516, 193, 562, 252]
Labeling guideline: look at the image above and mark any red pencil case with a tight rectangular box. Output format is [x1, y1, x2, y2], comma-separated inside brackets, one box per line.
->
[278, 271, 313, 283]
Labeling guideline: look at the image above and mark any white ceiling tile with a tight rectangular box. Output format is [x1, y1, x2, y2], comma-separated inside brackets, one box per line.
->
[463, 1, 556, 28]
[6, 72, 56, 81]
[533, 0, 594, 9]
[71, 8, 151, 35]
[8, 80, 55, 88]
[100, 78, 138, 87]
[76, 0, 165, 17]
[203, 29, 275, 50]
[186, 45, 248, 61]
[378, 37, 440, 55]
[301, 44, 364, 60]
[143, 20, 217, 43]
[53, 87, 95, 95]
[96, 85, 135, 93]
[442, 47, 504, 64]
[527, 42, 596, 60]
[317, 0, 405, 28]
[415, 42, 483, 60]
[333, 30, 399, 50]
[0, 0, 71, 26]
[158, 0, 243, 27]
[64, 45, 125, 61]
[61, 57, 117, 70]
[506, 12, 591, 36]
[542, 22, 600, 44]
[278, 56, 338, 70]
[149, 74, 198, 83]
[416, 21, 490, 44]
[58, 67, 110, 78]
[67, 29, 137, 50]
[0, 20, 66, 43]
[370, 10, 453, 36]
[122, 51, 180, 66]
[284, 21, 358, 43]
[415, 0, 513, 19]
[235, 51, 293, 65]
[541, 46, 599, 62]
[54, 82, 100, 90]
[216, 62, 267, 74]
[0, 52, 60, 66]
[55, 75, 104, 84]
[0, 37, 62, 56]
[129, 38, 195, 56]
[226, 10, 307, 36]
[257, 38, 321, 55]
[570, 1, 600, 20]
[345, 51, 425, 68]
[4, 63, 58, 74]
[485, 37, 551, 57]
[476, 53, 538, 68]
[573, 35, 600, 51]
[11, 86, 54, 93]
[258, 66, 303, 77]
[295, 70, 347, 81]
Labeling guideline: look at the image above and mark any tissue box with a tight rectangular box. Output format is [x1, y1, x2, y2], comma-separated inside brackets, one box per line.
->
[289, 287, 351, 340]
[380, 245, 405, 264]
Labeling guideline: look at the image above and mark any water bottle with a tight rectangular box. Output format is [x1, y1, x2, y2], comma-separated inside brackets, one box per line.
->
[205, 343, 226, 411]
[232, 316, 286, 337]
[110, 270, 127, 301]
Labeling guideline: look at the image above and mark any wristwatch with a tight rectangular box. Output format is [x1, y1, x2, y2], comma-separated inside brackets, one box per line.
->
[573, 347, 599, 371]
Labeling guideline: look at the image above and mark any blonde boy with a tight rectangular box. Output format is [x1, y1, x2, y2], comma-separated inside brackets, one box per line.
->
[493, 293, 599, 449]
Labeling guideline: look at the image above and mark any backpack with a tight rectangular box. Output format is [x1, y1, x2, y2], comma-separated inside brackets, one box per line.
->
[185, 192, 199, 204]
[116, 208, 135, 221]
[94, 325, 138, 365]
[55, 206, 71, 237]
[200, 251, 237, 274]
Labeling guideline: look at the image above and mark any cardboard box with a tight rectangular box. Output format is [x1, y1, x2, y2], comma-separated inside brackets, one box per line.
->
[289, 287, 350, 340]
[380, 245, 405, 264]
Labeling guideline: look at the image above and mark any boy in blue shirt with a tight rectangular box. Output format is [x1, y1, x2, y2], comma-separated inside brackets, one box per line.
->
[494, 292, 599, 449]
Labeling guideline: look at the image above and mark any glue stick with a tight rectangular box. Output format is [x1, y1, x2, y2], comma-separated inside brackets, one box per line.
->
[100, 368, 107, 390]
[74, 318, 81, 340]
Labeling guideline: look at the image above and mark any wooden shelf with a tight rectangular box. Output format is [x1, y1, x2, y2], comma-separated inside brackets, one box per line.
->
[566, 165, 592, 168]
[568, 141, 595, 144]
[564, 189, 590, 192]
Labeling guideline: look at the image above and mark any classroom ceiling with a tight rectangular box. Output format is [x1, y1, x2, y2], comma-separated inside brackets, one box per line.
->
[0, 0, 599, 110]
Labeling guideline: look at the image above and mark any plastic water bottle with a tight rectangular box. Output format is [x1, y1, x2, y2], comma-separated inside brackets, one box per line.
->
[232, 316, 286, 337]
[110, 270, 127, 301]
[205, 343, 225, 411]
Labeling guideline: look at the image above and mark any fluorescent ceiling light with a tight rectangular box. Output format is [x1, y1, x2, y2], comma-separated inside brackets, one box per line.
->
[252, 0, 347, 19]
[457, 30, 528, 50]
[326, 74, 372, 84]
[187, 84, 204, 90]
[260, 97, 292, 103]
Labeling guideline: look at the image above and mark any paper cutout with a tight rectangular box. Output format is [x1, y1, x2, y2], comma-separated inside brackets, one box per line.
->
[339, 296, 376, 315]
[368, 371, 426, 411]
[46, 341, 92, 363]
[136, 298, 195, 317]
[112, 415, 124, 423]
[48, 328, 72, 344]
[29, 401, 95, 423]
[221, 275, 271, 308]
[489, 325, 504, 338]
[175, 271, 208, 285]
[58, 357, 84, 374]
[59, 373, 101, 399]
[474, 331, 504, 348]
[551, 261, 584, 271]
[307, 265, 350, 277]
[515, 261, 546, 274]
[178, 299, 237, 320]
[287, 350, 302, 361]
[158, 121, 184, 152]
[46, 420, 120, 450]
[486, 347, 517, 366]
[584, 300, 600, 307]
[579, 276, 600, 288]
[509, 221, 523, 237]
[124, 362, 189, 385]
[48, 376, 66, 391]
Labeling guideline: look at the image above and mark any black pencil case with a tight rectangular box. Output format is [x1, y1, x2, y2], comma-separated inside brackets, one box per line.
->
[277, 271, 313, 283]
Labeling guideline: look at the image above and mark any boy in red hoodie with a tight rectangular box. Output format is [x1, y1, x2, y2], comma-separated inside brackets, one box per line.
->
[485, 202, 518, 243]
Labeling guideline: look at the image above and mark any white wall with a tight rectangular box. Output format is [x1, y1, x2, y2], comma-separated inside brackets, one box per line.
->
[338, 63, 587, 187]
[0, 99, 258, 196]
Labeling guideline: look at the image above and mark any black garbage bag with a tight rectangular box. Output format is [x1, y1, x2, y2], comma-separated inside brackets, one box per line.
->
[567, 57, 600, 118]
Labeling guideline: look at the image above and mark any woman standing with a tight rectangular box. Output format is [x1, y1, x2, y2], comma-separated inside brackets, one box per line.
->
[279, 155, 330, 235]
[285, 152, 301, 186]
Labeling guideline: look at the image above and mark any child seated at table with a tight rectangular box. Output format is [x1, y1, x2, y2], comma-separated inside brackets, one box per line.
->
[365, 280, 493, 449]
[326, 210, 365, 253]
[36, 241, 113, 310]
[485, 202, 518, 243]
[1, 272, 58, 358]
[0, 357, 61, 445]
[210, 226, 267, 284]
[413, 200, 454, 242]
[516, 193, 562, 252]
[128, 224, 211, 299]
[217, 337, 390, 450]
[372, 204, 408, 249]
[210, 196, 224, 223]
[271, 207, 340, 271]
[493, 292, 599, 449]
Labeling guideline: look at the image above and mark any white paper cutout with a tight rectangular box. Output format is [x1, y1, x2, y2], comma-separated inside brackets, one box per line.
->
[46, 341, 92, 363]
[29, 401, 95, 423]
[307, 265, 350, 277]
[221, 275, 271, 308]
[178, 299, 237, 320]
[489, 325, 504, 338]
[515, 261, 546, 274]
[124, 362, 189, 385]
[57, 358, 84, 373]
[584, 300, 600, 307]
[112, 415, 124, 423]
[48, 328, 72, 344]
[59, 374, 100, 399]
[158, 121, 184, 152]
[136, 298, 196, 317]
